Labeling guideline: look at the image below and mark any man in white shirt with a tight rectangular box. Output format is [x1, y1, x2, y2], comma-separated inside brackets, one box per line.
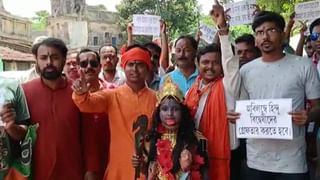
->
[229, 11, 320, 180]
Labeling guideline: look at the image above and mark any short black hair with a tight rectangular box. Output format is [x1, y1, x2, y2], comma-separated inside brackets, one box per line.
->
[76, 48, 100, 63]
[309, 18, 320, 34]
[32, 37, 68, 58]
[144, 42, 161, 55]
[98, 44, 118, 55]
[174, 35, 198, 50]
[197, 43, 221, 63]
[125, 44, 152, 56]
[235, 34, 261, 57]
[235, 34, 255, 46]
[252, 11, 286, 32]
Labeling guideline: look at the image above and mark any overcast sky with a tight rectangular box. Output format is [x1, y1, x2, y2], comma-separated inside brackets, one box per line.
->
[2, 0, 213, 18]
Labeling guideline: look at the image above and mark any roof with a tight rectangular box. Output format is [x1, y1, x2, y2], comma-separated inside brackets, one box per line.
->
[0, 46, 34, 62]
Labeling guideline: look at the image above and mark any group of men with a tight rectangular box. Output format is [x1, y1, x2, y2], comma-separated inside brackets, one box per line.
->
[1, 1, 320, 180]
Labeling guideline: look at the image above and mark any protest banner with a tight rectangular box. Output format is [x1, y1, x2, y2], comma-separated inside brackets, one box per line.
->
[235, 98, 293, 140]
[132, 14, 161, 36]
[295, 0, 320, 21]
[224, 0, 256, 26]
[199, 24, 217, 44]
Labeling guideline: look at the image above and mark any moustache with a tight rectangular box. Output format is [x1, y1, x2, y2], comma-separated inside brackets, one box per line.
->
[44, 66, 58, 72]
[261, 41, 271, 45]
[85, 68, 96, 73]
[177, 57, 188, 61]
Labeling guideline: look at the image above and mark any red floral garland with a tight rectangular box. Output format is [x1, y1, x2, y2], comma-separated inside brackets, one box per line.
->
[155, 126, 204, 180]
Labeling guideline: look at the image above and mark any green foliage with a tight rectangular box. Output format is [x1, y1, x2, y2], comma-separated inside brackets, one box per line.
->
[116, 0, 200, 41]
[257, 0, 306, 19]
[116, 0, 313, 43]
[31, 10, 49, 31]
[31, 23, 46, 31]
[199, 15, 214, 26]
[230, 25, 253, 39]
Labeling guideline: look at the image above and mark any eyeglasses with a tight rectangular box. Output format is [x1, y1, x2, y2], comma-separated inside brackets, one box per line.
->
[255, 28, 280, 37]
[79, 60, 99, 68]
[310, 32, 320, 41]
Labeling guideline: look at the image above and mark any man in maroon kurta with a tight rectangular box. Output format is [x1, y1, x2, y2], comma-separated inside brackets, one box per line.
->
[77, 48, 110, 180]
[22, 38, 84, 180]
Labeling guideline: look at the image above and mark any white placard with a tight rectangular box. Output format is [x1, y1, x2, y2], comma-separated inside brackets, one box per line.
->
[295, 0, 320, 21]
[235, 98, 293, 140]
[225, 0, 256, 26]
[132, 14, 161, 36]
[199, 24, 217, 44]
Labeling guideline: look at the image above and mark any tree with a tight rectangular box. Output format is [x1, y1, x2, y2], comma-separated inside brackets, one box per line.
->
[116, 0, 200, 41]
[32, 10, 49, 31]
[208, 0, 309, 39]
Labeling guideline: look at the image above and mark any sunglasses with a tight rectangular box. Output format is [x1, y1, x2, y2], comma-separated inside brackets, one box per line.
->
[79, 60, 99, 68]
[310, 32, 320, 41]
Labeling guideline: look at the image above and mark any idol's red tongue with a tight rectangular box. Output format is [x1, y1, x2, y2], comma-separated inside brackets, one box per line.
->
[165, 119, 176, 126]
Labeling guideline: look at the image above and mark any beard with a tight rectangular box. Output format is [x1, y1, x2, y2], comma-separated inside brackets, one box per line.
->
[38, 65, 62, 80]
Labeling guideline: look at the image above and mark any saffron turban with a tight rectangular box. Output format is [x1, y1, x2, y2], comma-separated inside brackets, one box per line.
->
[121, 47, 152, 70]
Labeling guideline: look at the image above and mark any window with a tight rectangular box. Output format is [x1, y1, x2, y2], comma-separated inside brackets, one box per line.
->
[105, 32, 110, 38]
[17, 62, 30, 70]
[104, 32, 110, 43]
[112, 37, 117, 47]
[66, 1, 71, 14]
[93, 36, 98, 46]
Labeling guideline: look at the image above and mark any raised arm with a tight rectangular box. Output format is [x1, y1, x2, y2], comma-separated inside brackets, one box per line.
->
[127, 22, 133, 47]
[295, 21, 308, 56]
[159, 20, 169, 72]
[210, 0, 240, 98]
[284, 12, 295, 44]
[72, 71, 110, 113]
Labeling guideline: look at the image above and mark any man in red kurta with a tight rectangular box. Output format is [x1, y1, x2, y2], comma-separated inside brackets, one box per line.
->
[22, 38, 84, 180]
[72, 45, 157, 180]
[77, 48, 110, 180]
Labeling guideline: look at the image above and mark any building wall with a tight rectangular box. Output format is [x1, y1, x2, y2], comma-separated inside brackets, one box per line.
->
[48, 1, 121, 50]
[0, 12, 32, 43]
[51, 0, 86, 18]
[87, 21, 120, 50]
[3, 60, 33, 71]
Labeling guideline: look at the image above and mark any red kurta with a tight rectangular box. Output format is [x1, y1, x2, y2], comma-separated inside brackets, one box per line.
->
[81, 80, 110, 179]
[185, 77, 230, 180]
[22, 78, 83, 180]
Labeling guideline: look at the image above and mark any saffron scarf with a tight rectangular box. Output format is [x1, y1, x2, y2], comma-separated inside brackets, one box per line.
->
[185, 77, 230, 180]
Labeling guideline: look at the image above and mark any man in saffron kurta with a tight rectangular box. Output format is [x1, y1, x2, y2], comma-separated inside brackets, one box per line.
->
[23, 38, 84, 180]
[185, 9, 240, 179]
[72, 45, 157, 180]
